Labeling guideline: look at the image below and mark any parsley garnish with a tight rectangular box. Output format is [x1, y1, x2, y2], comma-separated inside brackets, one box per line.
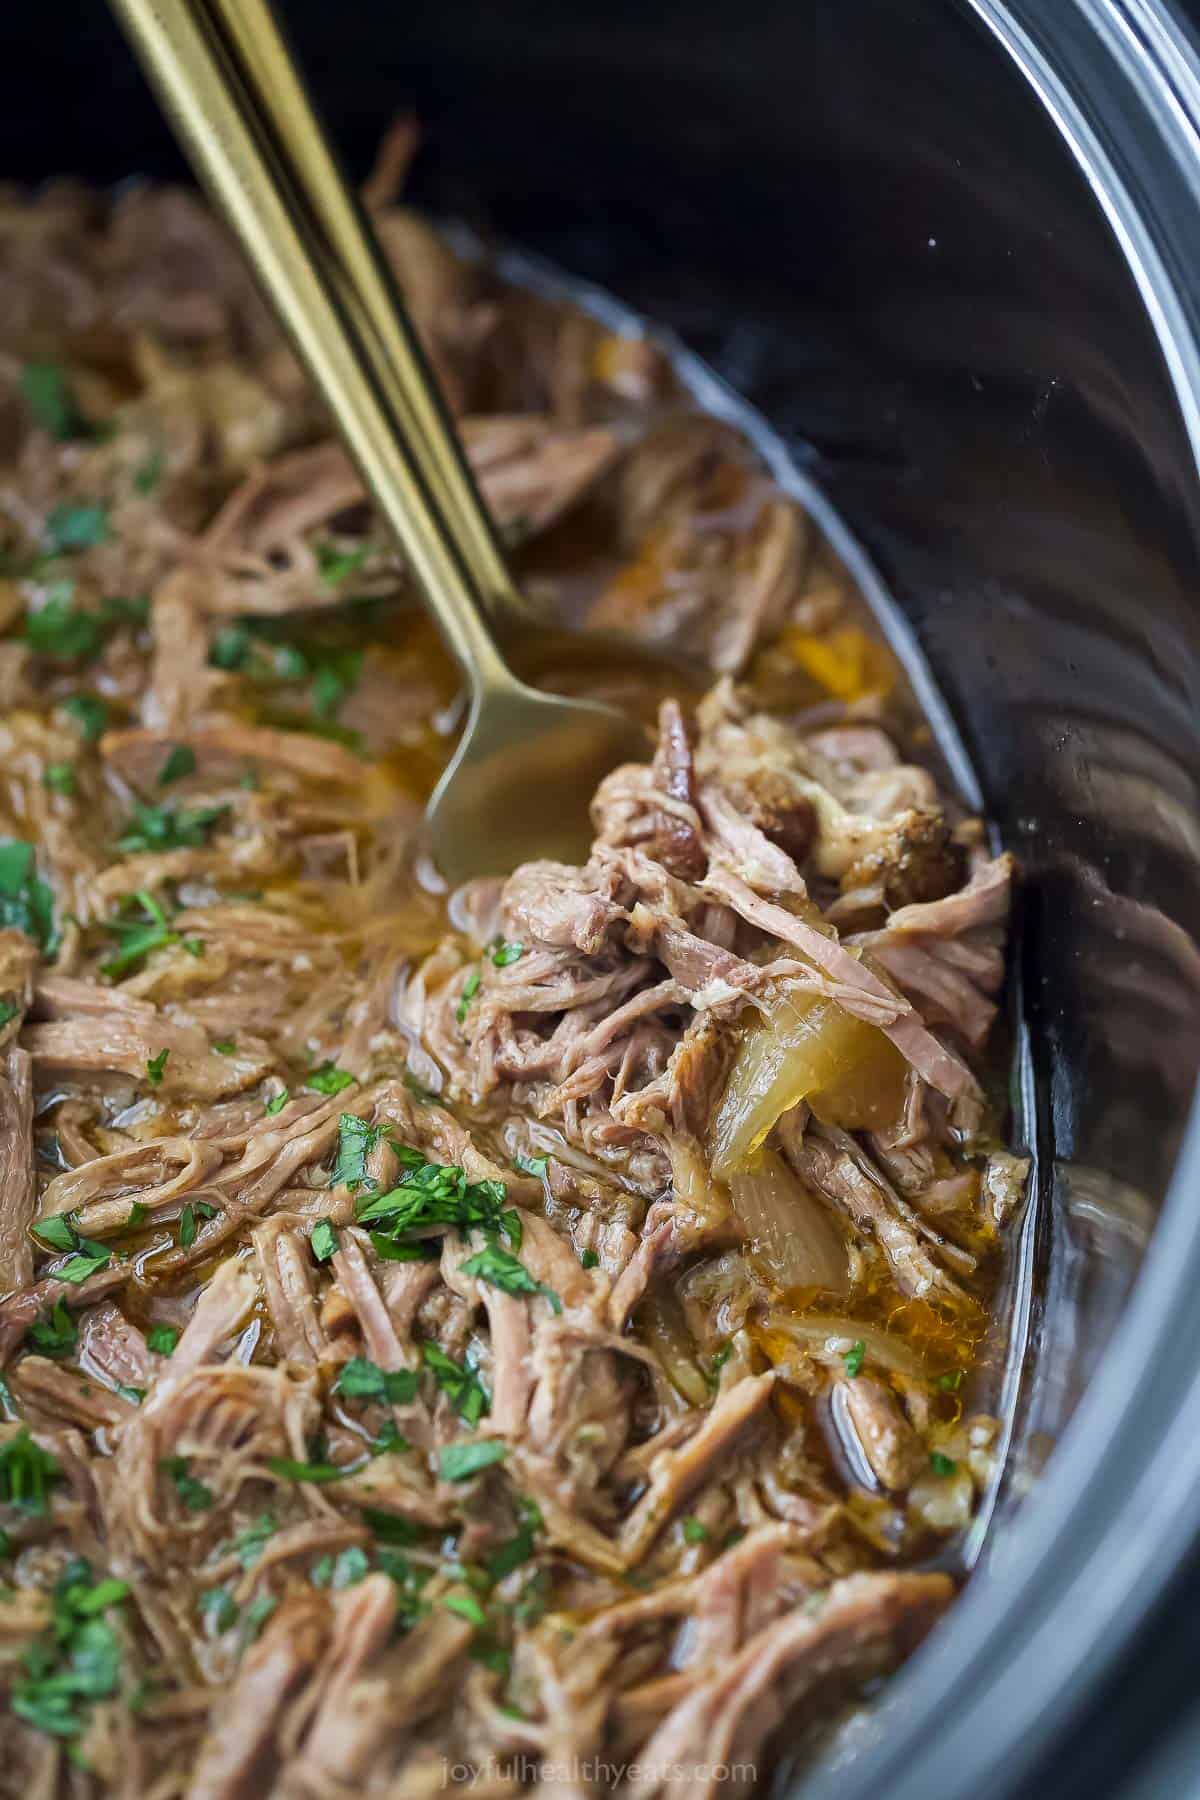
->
[161, 1456, 214, 1511]
[145, 1048, 169, 1086]
[310, 1219, 339, 1263]
[331, 1114, 383, 1192]
[116, 798, 227, 855]
[334, 1356, 418, 1405]
[241, 1592, 277, 1641]
[310, 1554, 333, 1586]
[31, 1213, 76, 1253]
[331, 1545, 369, 1588]
[26, 1299, 76, 1360]
[422, 1343, 490, 1428]
[0, 841, 56, 953]
[133, 450, 164, 496]
[42, 763, 75, 796]
[11, 1558, 128, 1744]
[0, 999, 16, 1029]
[146, 1324, 178, 1357]
[22, 584, 116, 663]
[44, 503, 108, 554]
[0, 1428, 60, 1513]
[30, 1214, 110, 1285]
[315, 540, 369, 588]
[580, 1249, 599, 1270]
[460, 1244, 562, 1315]
[306, 1062, 355, 1095]
[930, 1451, 958, 1477]
[232, 1513, 276, 1567]
[844, 1340, 866, 1379]
[443, 1591, 488, 1628]
[456, 968, 481, 1024]
[489, 939, 524, 968]
[116, 1383, 145, 1405]
[20, 363, 92, 442]
[705, 1344, 732, 1391]
[682, 1516, 709, 1544]
[198, 1587, 238, 1631]
[212, 1039, 236, 1055]
[439, 1440, 507, 1484]
[157, 744, 195, 787]
[514, 1153, 548, 1179]
[62, 692, 108, 743]
[937, 1369, 965, 1392]
[266, 1455, 350, 1485]
[484, 1498, 541, 1581]
[355, 1152, 518, 1251]
[264, 1089, 289, 1117]
[98, 890, 179, 978]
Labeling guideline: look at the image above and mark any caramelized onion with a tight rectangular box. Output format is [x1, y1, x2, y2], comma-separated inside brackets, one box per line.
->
[729, 1151, 849, 1295]
[710, 988, 907, 1177]
[764, 1310, 928, 1379]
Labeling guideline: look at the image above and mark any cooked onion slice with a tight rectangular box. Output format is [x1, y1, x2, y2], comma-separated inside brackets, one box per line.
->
[764, 1310, 928, 1379]
[729, 1150, 849, 1295]
[710, 988, 907, 1177]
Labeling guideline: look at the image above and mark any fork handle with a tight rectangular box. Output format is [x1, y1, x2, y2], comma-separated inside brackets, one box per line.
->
[109, 0, 516, 693]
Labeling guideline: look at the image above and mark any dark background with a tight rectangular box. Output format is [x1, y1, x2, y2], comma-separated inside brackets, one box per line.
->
[1, 2, 1200, 1796]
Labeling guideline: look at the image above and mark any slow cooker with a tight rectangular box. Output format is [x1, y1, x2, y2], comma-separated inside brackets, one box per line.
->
[3, 1, 1199, 1794]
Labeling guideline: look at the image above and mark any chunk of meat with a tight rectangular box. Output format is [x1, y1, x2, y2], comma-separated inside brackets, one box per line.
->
[188, 1595, 330, 1800]
[620, 1373, 776, 1563]
[834, 1377, 923, 1491]
[0, 1046, 35, 1293]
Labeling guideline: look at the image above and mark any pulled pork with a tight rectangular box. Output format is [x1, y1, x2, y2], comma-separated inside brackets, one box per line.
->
[0, 132, 1023, 1796]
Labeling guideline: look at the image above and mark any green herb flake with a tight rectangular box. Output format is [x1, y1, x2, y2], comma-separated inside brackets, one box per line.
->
[23, 583, 104, 663]
[514, 1153, 548, 1179]
[306, 1062, 355, 1096]
[0, 999, 19, 1030]
[98, 889, 177, 978]
[146, 1324, 179, 1357]
[212, 1039, 236, 1055]
[266, 1455, 351, 1485]
[439, 1440, 507, 1484]
[178, 1204, 198, 1249]
[62, 692, 108, 743]
[31, 1212, 76, 1254]
[56, 1237, 111, 1285]
[936, 1369, 965, 1392]
[355, 1153, 519, 1255]
[0, 1429, 60, 1515]
[117, 799, 227, 856]
[456, 968, 481, 1025]
[145, 1048, 169, 1087]
[315, 540, 370, 588]
[844, 1340, 866, 1380]
[42, 763, 75, 797]
[11, 1557, 127, 1744]
[489, 939, 524, 968]
[930, 1451, 958, 1478]
[125, 1202, 148, 1228]
[232, 1513, 276, 1568]
[26, 1300, 77, 1360]
[580, 1249, 599, 1270]
[161, 1456, 214, 1512]
[115, 1384, 145, 1406]
[484, 1498, 541, 1582]
[705, 1344, 732, 1391]
[157, 744, 196, 787]
[241, 1592, 277, 1642]
[20, 363, 92, 442]
[44, 502, 109, 554]
[133, 450, 164, 496]
[331, 1113, 383, 1193]
[0, 839, 56, 953]
[310, 1554, 334, 1587]
[334, 1356, 418, 1406]
[331, 1546, 370, 1589]
[460, 1243, 562, 1316]
[682, 1516, 709, 1545]
[443, 1591, 488, 1629]
[421, 1342, 490, 1428]
[198, 1586, 238, 1631]
[264, 1089, 289, 1117]
[310, 1219, 339, 1263]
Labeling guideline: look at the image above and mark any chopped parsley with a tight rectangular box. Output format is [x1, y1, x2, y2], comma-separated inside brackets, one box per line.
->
[705, 1344, 732, 1390]
[23, 585, 142, 663]
[30, 1214, 110, 1285]
[241, 1592, 277, 1642]
[11, 1558, 128, 1744]
[42, 763, 75, 796]
[439, 1440, 507, 1484]
[513, 1153, 548, 1179]
[157, 744, 196, 786]
[125, 1201, 148, 1228]
[310, 1219, 339, 1263]
[20, 363, 93, 442]
[0, 840, 56, 953]
[62, 692, 108, 743]
[331, 1113, 383, 1192]
[422, 1342, 490, 1428]
[315, 540, 369, 588]
[198, 1586, 238, 1631]
[443, 1590, 488, 1629]
[116, 1384, 145, 1406]
[98, 890, 180, 978]
[264, 1089, 289, 1117]
[0, 1428, 61, 1514]
[30, 1213, 76, 1253]
[26, 1299, 77, 1360]
[232, 1513, 276, 1567]
[682, 1516, 709, 1544]
[133, 450, 164, 496]
[310, 1554, 333, 1586]
[930, 1451, 958, 1478]
[177, 1201, 216, 1249]
[580, 1249, 599, 1270]
[0, 999, 16, 1029]
[484, 1498, 541, 1582]
[145, 1048, 169, 1086]
[334, 1356, 418, 1405]
[460, 1243, 562, 1316]
[844, 1340, 866, 1380]
[266, 1455, 351, 1485]
[331, 1545, 370, 1589]
[212, 1039, 236, 1055]
[355, 1151, 518, 1250]
[44, 502, 109, 554]
[146, 1324, 178, 1357]
[116, 798, 227, 855]
[936, 1369, 965, 1392]
[161, 1456, 214, 1511]
[306, 1061, 355, 1095]
[456, 968, 481, 1024]
[489, 939, 524, 968]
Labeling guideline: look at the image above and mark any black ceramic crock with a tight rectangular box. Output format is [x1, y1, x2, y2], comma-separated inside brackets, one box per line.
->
[3, 1, 1200, 1794]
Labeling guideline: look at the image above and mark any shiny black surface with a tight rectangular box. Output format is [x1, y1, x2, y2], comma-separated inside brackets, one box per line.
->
[3, 0, 1200, 1794]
